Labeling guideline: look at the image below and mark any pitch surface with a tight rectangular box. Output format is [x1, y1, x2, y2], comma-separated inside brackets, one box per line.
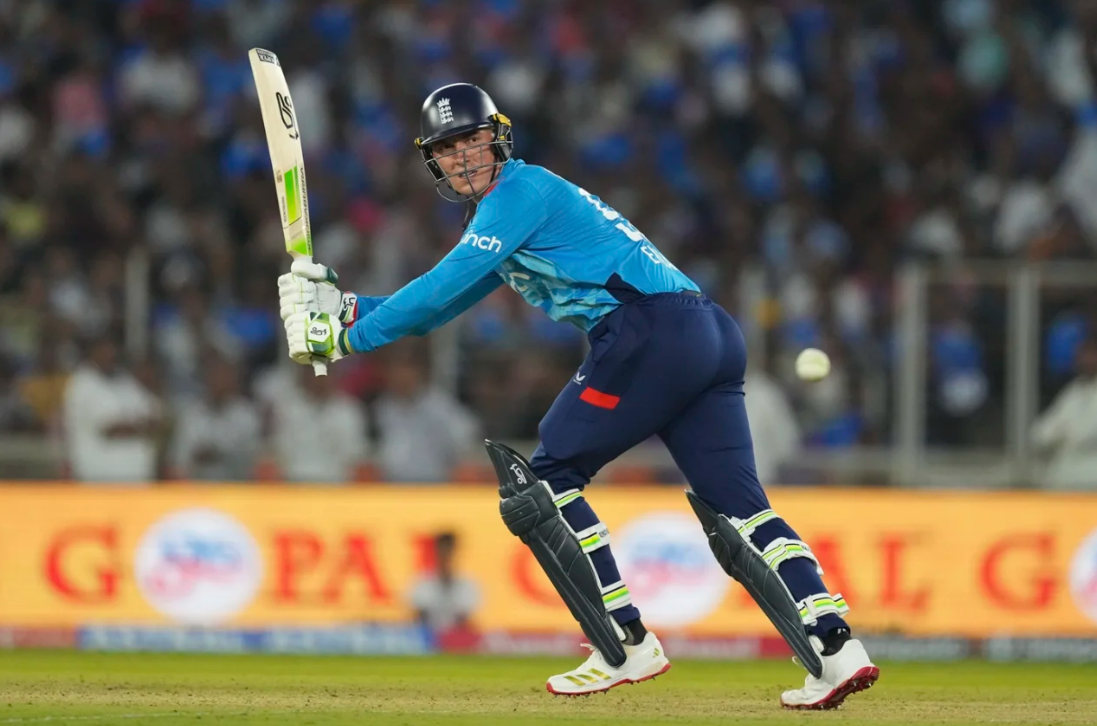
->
[0, 651, 1094, 725]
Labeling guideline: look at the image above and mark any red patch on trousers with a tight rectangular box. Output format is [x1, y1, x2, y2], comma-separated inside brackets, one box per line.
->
[579, 387, 620, 410]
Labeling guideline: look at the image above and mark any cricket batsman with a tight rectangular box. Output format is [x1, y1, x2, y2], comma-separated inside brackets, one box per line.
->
[278, 83, 879, 709]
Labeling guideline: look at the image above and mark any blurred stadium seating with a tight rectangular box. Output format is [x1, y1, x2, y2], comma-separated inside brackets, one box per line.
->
[1, 0, 1097, 489]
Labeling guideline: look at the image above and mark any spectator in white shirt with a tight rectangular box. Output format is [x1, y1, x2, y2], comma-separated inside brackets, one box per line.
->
[170, 357, 261, 481]
[62, 336, 164, 483]
[744, 359, 801, 485]
[271, 364, 369, 483]
[407, 532, 481, 633]
[374, 348, 479, 482]
[1033, 337, 1097, 489]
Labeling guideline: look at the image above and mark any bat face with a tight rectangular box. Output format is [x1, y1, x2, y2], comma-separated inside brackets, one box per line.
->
[249, 48, 312, 260]
[250, 47, 328, 375]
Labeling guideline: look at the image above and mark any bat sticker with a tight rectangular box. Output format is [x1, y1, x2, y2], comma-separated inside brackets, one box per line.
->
[277, 92, 299, 139]
[254, 49, 280, 66]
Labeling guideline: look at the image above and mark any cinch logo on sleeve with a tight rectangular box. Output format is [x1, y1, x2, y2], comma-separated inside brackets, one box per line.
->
[460, 232, 504, 252]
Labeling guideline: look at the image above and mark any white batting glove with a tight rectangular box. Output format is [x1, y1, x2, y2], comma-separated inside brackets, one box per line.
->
[285, 311, 351, 365]
[277, 260, 359, 323]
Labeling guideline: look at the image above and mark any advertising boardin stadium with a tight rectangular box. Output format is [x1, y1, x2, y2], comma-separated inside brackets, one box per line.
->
[1, 485, 1096, 636]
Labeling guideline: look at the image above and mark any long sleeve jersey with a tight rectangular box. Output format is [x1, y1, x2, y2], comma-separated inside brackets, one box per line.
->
[346, 158, 700, 353]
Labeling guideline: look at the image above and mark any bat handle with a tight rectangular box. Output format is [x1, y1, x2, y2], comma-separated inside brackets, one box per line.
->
[289, 258, 329, 377]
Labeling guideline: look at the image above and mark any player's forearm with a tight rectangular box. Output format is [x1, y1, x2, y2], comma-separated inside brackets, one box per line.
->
[345, 302, 429, 352]
[350, 293, 437, 335]
[409, 274, 502, 336]
[346, 274, 502, 351]
[351, 295, 389, 319]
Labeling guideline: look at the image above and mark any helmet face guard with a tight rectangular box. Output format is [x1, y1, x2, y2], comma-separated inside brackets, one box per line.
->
[415, 113, 513, 202]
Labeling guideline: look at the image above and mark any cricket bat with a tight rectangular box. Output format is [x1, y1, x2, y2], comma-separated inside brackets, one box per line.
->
[248, 47, 327, 376]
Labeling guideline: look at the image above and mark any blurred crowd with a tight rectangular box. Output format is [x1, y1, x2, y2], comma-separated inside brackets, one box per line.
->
[4, 0, 1097, 484]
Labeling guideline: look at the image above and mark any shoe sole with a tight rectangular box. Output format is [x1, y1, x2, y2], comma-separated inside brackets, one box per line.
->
[546, 661, 672, 697]
[781, 665, 880, 711]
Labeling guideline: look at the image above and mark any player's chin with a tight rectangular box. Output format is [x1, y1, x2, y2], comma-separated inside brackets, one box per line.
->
[458, 171, 492, 197]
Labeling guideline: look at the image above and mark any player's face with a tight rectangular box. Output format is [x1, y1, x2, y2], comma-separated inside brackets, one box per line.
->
[432, 129, 496, 197]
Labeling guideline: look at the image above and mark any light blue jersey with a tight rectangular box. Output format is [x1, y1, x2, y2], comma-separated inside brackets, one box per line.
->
[346, 158, 700, 352]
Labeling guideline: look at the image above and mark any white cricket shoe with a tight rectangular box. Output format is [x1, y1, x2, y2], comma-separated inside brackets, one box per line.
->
[780, 636, 879, 710]
[546, 632, 671, 696]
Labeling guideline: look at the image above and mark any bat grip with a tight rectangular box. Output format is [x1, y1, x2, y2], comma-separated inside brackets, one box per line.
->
[290, 259, 329, 377]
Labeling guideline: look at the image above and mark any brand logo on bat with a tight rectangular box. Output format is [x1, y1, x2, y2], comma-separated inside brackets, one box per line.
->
[437, 97, 453, 124]
[277, 92, 299, 140]
[460, 233, 503, 252]
[254, 49, 280, 66]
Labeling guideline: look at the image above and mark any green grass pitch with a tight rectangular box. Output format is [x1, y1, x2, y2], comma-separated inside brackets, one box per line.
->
[0, 650, 1094, 725]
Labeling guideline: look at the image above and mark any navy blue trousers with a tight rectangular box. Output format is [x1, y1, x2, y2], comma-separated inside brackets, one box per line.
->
[529, 292, 848, 638]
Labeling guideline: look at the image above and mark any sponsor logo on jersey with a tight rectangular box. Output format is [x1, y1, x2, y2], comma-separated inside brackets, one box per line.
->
[460, 232, 503, 252]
